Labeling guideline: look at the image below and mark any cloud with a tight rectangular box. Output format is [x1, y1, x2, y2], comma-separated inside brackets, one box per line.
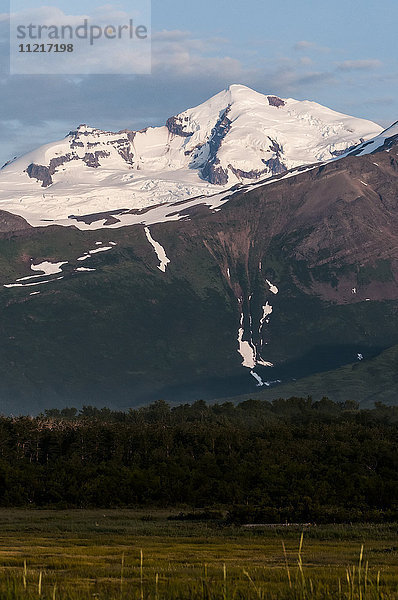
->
[152, 30, 191, 42]
[294, 40, 314, 51]
[0, 24, 393, 167]
[299, 56, 313, 66]
[0, 32, 336, 141]
[263, 66, 335, 93]
[151, 31, 242, 78]
[294, 40, 330, 53]
[150, 33, 333, 89]
[337, 59, 382, 72]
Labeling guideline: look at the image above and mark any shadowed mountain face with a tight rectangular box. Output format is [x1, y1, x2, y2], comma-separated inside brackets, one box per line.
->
[0, 139, 397, 414]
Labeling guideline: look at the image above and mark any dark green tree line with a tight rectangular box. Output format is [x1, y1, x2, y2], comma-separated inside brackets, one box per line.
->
[0, 398, 396, 522]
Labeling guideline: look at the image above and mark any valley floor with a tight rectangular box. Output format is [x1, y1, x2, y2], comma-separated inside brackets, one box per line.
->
[0, 510, 396, 599]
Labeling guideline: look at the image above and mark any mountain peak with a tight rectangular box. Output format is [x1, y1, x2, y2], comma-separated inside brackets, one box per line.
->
[76, 124, 96, 133]
[215, 84, 287, 108]
[0, 86, 383, 227]
[225, 83, 260, 97]
[226, 83, 251, 92]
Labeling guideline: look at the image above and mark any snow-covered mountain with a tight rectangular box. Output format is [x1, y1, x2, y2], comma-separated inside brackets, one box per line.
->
[0, 84, 383, 227]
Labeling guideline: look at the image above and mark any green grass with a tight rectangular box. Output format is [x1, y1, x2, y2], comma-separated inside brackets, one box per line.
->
[0, 510, 396, 599]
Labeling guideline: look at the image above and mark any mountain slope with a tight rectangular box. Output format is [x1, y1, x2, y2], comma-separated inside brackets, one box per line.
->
[0, 85, 382, 228]
[218, 344, 398, 408]
[0, 130, 397, 413]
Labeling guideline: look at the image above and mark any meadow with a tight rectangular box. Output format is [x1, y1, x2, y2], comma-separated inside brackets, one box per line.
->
[0, 510, 396, 599]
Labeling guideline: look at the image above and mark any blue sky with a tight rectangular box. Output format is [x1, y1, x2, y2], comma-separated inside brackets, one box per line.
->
[0, 0, 398, 165]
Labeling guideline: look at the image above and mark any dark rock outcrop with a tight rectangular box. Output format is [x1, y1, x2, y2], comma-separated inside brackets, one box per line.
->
[268, 138, 283, 155]
[49, 155, 76, 172]
[330, 143, 359, 157]
[268, 96, 286, 108]
[26, 147, 111, 185]
[26, 163, 53, 187]
[82, 151, 110, 168]
[202, 159, 229, 185]
[26, 154, 79, 187]
[262, 138, 287, 175]
[229, 165, 267, 180]
[201, 106, 232, 184]
[166, 116, 193, 137]
[69, 208, 128, 225]
[263, 157, 287, 175]
[117, 146, 134, 165]
[124, 131, 136, 143]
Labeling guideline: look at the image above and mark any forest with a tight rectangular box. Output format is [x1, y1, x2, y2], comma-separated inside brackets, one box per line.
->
[0, 397, 397, 523]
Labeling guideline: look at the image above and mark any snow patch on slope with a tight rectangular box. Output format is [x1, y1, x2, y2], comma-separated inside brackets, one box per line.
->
[31, 261, 67, 276]
[89, 246, 113, 254]
[237, 295, 274, 384]
[266, 279, 279, 294]
[259, 302, 273, 333]
[237, 313, 256, 369]
[4, 260, 67, 288]
[5, 276, 63, 288]
[144, 227, 170, 272]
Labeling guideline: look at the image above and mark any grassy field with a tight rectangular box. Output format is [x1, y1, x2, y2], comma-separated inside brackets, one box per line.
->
[0, 510, 396, 599]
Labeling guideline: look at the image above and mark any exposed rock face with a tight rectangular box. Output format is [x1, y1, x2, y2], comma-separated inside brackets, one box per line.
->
[117, 146, 134, 165]
[125, 131, 136, 143]
[263, 157, 287, 175]
[26, 163, 53, 187]
[166, 116, 193, 137]
[49, 155, 76, 172]
[69, 208, 129, 224]
[25, 127, 138, 185]
[330, 139, 365, 157]
[330, 146, 355, 157]
[74, 124, 92, 135]
[83, 151, 110, 168]
[262, 138, 287, 175]
[229, 165, 267, 180]
[268, 96, 286, 108]
[201, 105, 232, 184]
[268, 138, 283, 155]
[202, 159, 229, 185]
[26, 154, 78, 187]
[26, 148, 111, 185]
